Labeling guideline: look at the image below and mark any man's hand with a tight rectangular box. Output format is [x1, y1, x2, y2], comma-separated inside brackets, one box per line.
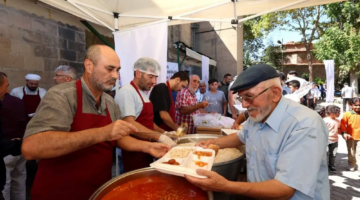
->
[185, 169, 230, 192]
[145, 143, 171, 158]
[196, 139, 217, 149]
[199, 101, 209, 109]
[158, 135, 177, 147]
[232, 113, 237, 120]
[231, 122, 240, 130]
[102, 120, 138, 141]
[343, 133, 352, 141]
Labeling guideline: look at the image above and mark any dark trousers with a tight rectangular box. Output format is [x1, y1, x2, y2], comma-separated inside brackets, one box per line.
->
[308, 99, 315, 110]
[327, 142, 338, 167]
[321, 92, 326, 100]
[343, 98, 351, 111]
[0, 192, 4, 200]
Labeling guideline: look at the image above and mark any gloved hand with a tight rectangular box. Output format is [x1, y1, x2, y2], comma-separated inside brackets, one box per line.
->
[164, 131, 177, 136]
[158, 134, 177, 147]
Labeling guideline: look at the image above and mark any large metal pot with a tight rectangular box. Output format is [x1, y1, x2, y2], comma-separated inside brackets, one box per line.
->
[178, 134, 244, 181]
[89, 167, 213, 200]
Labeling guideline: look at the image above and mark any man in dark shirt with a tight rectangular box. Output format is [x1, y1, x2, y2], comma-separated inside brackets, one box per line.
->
[220, 73, 232, 101]
[0, 72, 22, 200]
[150, 71, 189, 131]
[0, 93, 28, 200]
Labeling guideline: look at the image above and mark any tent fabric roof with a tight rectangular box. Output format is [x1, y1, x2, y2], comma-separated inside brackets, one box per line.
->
[40, 0, 343, 32]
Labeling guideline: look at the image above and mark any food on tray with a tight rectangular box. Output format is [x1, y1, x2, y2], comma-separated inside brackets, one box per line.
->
[208, 144, 219, 155]
[194, 161, 208, 167]
[177, 143, 242, 163]
[101, 175, 208, 200]
[163, 159, 180, 165]
[193, 151, 213, 159]
[169, 148, 192, 158]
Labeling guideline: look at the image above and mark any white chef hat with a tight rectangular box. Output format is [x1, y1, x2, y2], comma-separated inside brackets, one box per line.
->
[25, 74, 41, 81]
[133, 57, 161, 76]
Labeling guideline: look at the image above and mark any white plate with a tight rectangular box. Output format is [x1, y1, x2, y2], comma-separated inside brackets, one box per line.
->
[150, 146, 215, 178]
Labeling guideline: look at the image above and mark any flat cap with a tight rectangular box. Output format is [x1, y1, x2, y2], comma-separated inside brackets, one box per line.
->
[230, 64, 279, 93]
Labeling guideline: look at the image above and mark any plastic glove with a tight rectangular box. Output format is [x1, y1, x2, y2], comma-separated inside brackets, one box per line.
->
[158, 134, 177, 147]
[164, 131, 177, 136]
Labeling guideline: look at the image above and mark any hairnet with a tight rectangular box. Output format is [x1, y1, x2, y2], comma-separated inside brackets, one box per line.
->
[133, 57, 161, 76]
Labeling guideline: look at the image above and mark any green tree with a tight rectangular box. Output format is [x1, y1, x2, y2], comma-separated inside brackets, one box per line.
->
[260, 42, 283, 70]
[314, 1, 360, 94]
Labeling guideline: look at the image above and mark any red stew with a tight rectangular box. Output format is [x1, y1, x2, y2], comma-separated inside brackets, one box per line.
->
[101, 175, 208, 200]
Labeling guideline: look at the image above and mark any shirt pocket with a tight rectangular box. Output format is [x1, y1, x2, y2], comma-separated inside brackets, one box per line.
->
[263, 154, 279, 179]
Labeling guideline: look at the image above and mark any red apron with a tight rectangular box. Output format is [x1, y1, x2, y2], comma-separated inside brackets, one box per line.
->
[22, 87, 41, 116]
[159, 81, 176, 131]
[122, 81, 155, 173]
[31, 79, 116, 200]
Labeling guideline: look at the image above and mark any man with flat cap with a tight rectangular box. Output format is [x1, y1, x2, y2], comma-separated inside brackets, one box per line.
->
[186, 64, 330, 200]
[10, 74, 46, 119]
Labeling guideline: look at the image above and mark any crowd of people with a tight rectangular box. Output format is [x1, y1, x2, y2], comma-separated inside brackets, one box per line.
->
[0, 44, 358, 200]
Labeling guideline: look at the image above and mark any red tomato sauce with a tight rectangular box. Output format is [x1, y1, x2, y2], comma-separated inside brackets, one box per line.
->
[101, 175, 208, 200]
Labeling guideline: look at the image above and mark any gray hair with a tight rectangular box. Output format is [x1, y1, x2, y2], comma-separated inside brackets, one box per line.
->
[55, 65, 78, 80]
[199, 80, 206, 84]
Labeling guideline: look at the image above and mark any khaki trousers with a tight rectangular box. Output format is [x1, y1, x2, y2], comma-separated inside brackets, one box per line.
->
[346, 140, 360, 168]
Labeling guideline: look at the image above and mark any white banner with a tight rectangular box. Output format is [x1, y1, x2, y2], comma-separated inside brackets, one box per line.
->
[167, 62, 178, 81]
[324, 60, 335, 103]
[114, 22, 168, 90]
[202, 55, 209, 84]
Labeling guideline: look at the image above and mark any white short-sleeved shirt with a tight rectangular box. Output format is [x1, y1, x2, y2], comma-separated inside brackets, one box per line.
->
[115, 83, 150, 119]
[285, 77, 308, 88]
[341, 86, 354, 98]
[10, 86, 47, 99]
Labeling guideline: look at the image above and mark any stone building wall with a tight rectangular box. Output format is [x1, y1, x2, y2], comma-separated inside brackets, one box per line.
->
[0, 3, 86, 91]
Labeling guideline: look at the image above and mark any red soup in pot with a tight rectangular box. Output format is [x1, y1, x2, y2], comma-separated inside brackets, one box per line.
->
[101, 175, 208, 200]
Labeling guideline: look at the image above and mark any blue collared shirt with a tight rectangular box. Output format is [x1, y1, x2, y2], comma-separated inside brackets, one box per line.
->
[238, 97, 330, 200]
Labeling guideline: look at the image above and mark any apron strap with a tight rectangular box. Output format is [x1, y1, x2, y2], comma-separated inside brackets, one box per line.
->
[130, 81, 145, 104]
[75, 79, 83, 113]
[166, 81, 173, 100]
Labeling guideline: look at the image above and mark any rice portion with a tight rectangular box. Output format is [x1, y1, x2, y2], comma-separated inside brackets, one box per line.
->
[176, 143, 243, 163]
[214, 148, 242, 163]
[169, 148, 192, 158]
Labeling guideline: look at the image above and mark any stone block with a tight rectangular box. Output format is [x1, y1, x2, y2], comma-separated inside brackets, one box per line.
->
[69, 62, 84, 74]
[8, 11, 31, 30]
[34, 45, 58, 59]
[66, 24, 81, 31]
[0, 24, 9, 38]
[44, 59, 59, 72]
[9, 27, 22, 40]
[77, 52, 86, 62]
[58, 27, 75, 41]
[23, 30, 42, 44]
[60, 49, 76, 61]
[42, 33, 58, 47]
[75, 31, 85, 43]
[58, 38, 67, 49]
[0, 9, 8, 25]
[0, 38, 11, 53]
[0, 52, 24, 69]
[68, 40, 86, 52]
[32, 19, 58, 36]
[11, 40, 34, 56]
[24, 56, 44, 71]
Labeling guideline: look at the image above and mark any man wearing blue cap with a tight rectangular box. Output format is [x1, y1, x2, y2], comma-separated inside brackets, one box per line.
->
[186, 64, 330, 200]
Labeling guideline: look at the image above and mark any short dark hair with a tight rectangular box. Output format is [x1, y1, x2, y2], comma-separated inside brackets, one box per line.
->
[170, 71, 189, 82]
[325, 105, 340, 115]
[288, 80, 300, 89]
[223, 73, 231, 78]
[0, 72, 7, 87]
[288, 70, 298, 76]
[208, 78, 218, 85]
[350, 97, 360, 105]
[278, 72, 286, 81]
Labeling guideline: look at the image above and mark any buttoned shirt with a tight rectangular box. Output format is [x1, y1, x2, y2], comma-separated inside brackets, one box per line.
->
[237, 97, 330, 199]
[24, 78, 121, 138]
[10, 86, 46, 99]
[175, 87, 200, 134]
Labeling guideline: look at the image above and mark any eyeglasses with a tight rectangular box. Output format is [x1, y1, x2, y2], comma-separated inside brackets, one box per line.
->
[236, 85, 274, 104]
[55, 74, 68, 78]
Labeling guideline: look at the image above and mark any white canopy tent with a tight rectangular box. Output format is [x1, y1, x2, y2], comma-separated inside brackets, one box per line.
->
[40, 0, 343, 32]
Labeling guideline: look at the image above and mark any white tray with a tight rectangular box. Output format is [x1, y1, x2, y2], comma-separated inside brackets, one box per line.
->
[150, 146, 215, 179]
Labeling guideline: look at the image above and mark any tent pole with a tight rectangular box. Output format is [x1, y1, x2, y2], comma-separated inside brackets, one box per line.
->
[177, 48, 180, 71]
[67, 0, 114, 31]
[80, 20, 115, 49]
[114, 12, 119, 31]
